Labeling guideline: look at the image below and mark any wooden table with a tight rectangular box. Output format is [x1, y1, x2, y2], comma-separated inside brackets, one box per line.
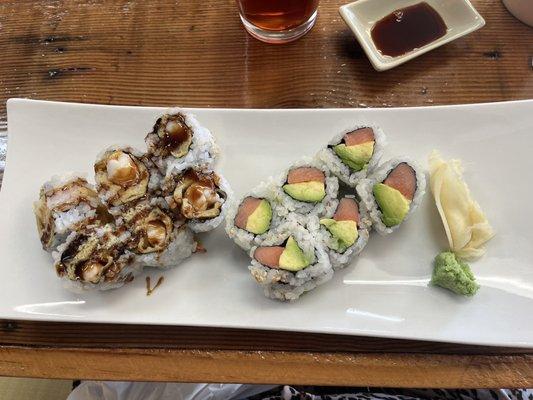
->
[0, 0, 532, 388]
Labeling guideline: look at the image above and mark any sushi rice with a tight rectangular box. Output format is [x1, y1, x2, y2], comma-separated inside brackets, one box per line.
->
[225, 179, 305, 251]
[307, 197, 372, 269]
[33, 173, 102, 251]
[317, 125, 386, 187]
[248, 224, 333, 301]
[275, 157, 339, 217]
[136, 225, 197, 268]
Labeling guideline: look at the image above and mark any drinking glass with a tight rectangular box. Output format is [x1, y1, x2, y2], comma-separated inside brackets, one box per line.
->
[236, 0, 320, 44]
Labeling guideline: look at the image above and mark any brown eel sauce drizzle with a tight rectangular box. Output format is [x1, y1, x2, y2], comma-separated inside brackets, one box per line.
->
[161, 115, 191, 153]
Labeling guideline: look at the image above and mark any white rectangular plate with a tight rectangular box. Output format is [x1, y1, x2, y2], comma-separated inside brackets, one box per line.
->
[1, 99, 532, 348]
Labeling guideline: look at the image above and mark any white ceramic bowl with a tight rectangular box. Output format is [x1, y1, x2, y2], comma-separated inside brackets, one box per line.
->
[502, 0, 533, 27]
[339, 0, 485, 71]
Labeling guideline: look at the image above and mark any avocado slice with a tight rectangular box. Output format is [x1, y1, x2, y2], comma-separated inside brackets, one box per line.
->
[246, 199, 272, 235]
[431, 251, 479, 296]
[373, 183, 411, 227]
[320, 219, 358, 253]
[333, 141, 374, 171]
[278, 236, 309, 271]
[282, 181, 326, 203]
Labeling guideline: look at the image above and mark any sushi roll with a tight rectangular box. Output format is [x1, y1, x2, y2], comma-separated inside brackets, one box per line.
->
[33, 174, 104, 251]
[118, 200, 197, 267]
[248, 225, 333, 301]
[94, 146, 152, 210]
[311, 196, 371, 269]
[225, 180, 304, 252]
[119, 200, 174, 254]
[276, 158, 338, 216]
[357, 158, 426, 235]
[145, 110, 217, 176]
[162, 167, 231, 233]
[52, 224, 143, 291]
[318, 126, 386, 187]
[35, 109, 228, 293]
[137, 225, 197, 268]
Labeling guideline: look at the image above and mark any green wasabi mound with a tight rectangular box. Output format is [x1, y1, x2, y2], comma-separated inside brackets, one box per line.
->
[246, 199, 272, 235]
[431, 251, 479, 296]
[333, 142, 374, 171]
[279, 237, 309, 272]
[283, 181, 326, 203]
[319, 219, 358, 253]
[373, 183, 411, 227]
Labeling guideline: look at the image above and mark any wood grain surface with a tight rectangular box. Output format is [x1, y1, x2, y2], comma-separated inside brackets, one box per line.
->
[1, 347, 532, 388]
[0, 0, 531, 128]
[0, 0, 532, 386]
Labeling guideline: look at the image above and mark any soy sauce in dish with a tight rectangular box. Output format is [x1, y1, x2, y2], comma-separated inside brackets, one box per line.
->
[371, 2, 447, 58]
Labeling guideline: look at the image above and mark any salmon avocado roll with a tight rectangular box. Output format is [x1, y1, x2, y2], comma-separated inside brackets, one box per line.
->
[277, 158, 339, 216]
[310, 196, 371, 269]
[320, 197, 361, 251]
[225, 181, 304, 252]
[374, 162, 416, 227]
[333, 128, 375, 171]
[248, 225, 333, 301]
[318, 125, 386, 187]
[357, 158, 426, 235]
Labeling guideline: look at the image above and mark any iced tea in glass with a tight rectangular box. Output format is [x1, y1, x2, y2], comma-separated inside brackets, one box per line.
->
[236, 0, 319, 44]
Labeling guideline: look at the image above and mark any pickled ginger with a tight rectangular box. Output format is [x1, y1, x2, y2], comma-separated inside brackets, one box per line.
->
[429, 151, 494, 260]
